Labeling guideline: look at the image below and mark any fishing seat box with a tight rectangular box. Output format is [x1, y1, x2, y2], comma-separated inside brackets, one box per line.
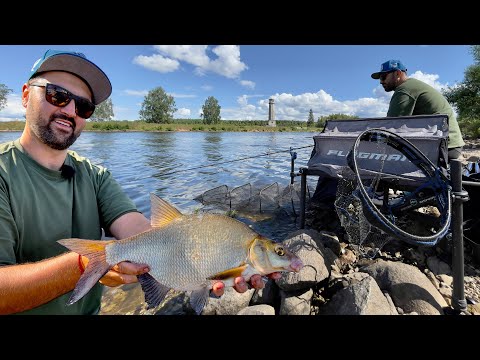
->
[307, 114, 449, 180]
[298, 114, 450, 228]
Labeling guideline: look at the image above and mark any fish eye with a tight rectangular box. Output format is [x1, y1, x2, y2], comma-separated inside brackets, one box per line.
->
[275, 246, 285, 256]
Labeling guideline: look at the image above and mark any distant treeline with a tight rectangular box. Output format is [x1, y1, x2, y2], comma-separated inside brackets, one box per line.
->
[82, 120, 319, 132]
[171, 119, 311, 127]
[0, 120, 321, 132]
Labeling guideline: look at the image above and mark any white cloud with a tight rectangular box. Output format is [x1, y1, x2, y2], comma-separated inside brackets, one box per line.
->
[239, 80, 255, 89]
[201, 85, 213, 91]
[372, 85, 393, 100]
[169, 93, 197, 99]
[175, 108, 191, 118]
[125, 89, 197, 99]
[236, 95, 248, 108]
[342, 97, 389, 118]
[223, 96, 257, 120]
[154, 45, 210, 67]
[124, 89, 149, 96]
[220, 89, 391, 121]
[206, 45, 247, 79]
[410, 70, 448, 91]
[111, 105, 132, 121]
[0, 94, 25, 120]
[132, 54, 179, 73]
[137, 45, 248, 80]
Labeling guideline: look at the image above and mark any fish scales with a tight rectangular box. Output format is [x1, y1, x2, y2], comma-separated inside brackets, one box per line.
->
[105, 214, 258, 290]
[58, 193, 304, 311]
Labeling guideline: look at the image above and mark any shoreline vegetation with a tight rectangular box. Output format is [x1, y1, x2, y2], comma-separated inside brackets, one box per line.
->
[0, 120, 321, 133]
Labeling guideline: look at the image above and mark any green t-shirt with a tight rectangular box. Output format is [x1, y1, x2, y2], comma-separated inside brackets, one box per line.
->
[387, 78, 465, 149]
[0, 139, 139, 314]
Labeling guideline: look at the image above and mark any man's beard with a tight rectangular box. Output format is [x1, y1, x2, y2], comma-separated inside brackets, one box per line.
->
[31, 114, 79, 150]
[382, 83, 394, 92]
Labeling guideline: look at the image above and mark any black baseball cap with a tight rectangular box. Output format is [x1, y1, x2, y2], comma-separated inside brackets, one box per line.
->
[29, 49, 112, 105]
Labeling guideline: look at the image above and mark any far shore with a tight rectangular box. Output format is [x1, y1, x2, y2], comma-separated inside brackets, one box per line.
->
[0, 120, 321, 133]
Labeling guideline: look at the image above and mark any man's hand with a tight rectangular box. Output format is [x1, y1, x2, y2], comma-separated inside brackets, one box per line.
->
[211, 273, 282, 297]
[79, 257, 150, 287]
[99, 261, 150, 287]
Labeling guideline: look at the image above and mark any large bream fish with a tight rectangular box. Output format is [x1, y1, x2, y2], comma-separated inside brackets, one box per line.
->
[58, 193, 303, 314]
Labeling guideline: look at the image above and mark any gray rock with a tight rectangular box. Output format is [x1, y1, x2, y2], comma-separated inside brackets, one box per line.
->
[319, 276, 396, 315]
[362, 259, 448, 315]
[278, 231, 333, 291]
[237, 305, 275, 315]
[383, 291, 399, 315]
[279, 288, 314, 315]
[318, 230, 343, 256]
[202, 287, 255, 315]
[426, 256, 452, 276]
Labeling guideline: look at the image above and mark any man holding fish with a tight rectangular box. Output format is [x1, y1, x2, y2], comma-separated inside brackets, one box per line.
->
[0, 49, 297, 315]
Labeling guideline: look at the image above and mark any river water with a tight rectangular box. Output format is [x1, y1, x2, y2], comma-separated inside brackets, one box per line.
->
[0, 130, 318, 240]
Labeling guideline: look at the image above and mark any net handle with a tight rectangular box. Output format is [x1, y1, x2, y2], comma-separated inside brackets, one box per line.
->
[346, 128, 451, 245]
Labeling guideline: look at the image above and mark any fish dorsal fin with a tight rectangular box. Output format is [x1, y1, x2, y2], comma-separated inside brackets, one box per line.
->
[150, 193, 183, 228]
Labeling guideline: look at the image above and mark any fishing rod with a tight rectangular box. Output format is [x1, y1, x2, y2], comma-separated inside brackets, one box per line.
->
[160, 145, 314, 176]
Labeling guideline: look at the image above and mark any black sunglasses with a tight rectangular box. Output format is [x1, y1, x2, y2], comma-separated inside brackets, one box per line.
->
[29, 82, 96, 119]
[379, 71, 396, 81]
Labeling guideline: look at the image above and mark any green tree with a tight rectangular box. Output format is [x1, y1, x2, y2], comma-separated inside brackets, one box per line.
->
[443, 45, 480, 120]
[317, 113, 359, 128]
[139, 87, 177, 123]
[201, 96, 221, 124]
[0, 84, 13, 112]
[90, 98, 114, 122]
[307, 109, 315, 127]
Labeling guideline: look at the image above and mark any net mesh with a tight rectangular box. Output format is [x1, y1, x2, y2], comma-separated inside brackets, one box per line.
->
[334, 167, 392, 256]
[333, 131, 447, 256]
[195, 181, 306, 217]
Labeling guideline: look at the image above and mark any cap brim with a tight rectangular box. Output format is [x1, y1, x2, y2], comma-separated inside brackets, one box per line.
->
[371, 72, 383, 79]
[32, 53, 112, 105]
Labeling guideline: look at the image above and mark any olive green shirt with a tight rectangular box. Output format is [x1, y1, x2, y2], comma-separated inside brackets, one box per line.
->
[0, 139, 139, 314]
[387, 78, 465, 148]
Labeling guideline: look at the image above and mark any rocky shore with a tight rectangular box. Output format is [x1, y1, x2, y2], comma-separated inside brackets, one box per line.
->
[100, 227, 480, 315]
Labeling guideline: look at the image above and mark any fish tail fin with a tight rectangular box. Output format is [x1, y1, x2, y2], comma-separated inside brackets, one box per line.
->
[57, 238, 114, 305]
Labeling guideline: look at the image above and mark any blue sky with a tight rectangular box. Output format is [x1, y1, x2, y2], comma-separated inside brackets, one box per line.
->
[0, 45, 474, 122]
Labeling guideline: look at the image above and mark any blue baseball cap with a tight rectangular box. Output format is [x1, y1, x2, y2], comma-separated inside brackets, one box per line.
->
[28, 49, 112, 105]
[371, 59, 407, 79]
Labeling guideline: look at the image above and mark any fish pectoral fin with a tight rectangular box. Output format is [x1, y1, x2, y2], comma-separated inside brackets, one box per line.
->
[137, 273, 171, 310]
[189, 285, 210, 315]
[149, 193, 184, 228]
[206, 264, 248, 281]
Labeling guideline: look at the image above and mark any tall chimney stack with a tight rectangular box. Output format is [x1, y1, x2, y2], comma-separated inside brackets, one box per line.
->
[268, 98, 276, 127]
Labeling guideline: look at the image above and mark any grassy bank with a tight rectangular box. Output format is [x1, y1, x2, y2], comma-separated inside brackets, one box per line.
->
[0, 120, 320, 133]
